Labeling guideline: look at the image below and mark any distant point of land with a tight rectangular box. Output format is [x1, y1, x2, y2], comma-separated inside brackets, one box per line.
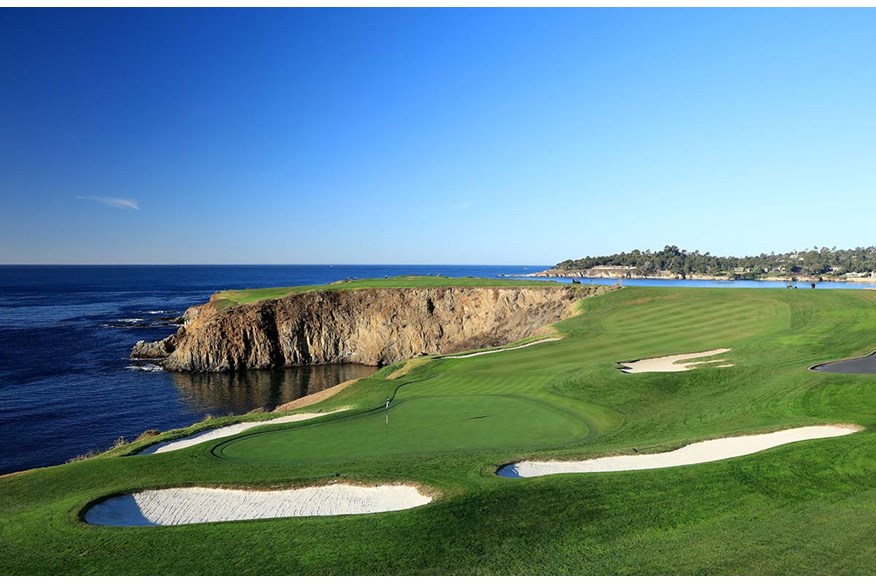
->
[538, 244, 876, 282]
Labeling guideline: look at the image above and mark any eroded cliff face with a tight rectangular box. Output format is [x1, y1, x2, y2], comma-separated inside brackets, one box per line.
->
[134, 286, 604, 372]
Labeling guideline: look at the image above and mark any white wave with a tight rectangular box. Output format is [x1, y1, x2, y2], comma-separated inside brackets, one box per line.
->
[126, 363, 164, 373]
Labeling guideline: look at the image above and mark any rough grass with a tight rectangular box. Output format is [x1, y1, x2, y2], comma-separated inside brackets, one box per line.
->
[1, 287, 874, 575]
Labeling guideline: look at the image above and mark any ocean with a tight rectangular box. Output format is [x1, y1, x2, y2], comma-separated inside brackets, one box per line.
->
[0, 265, 547, 474]
[0, 264, 871, 475]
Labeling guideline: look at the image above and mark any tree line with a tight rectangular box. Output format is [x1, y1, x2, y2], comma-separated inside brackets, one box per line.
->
[555, 245, 876, 278]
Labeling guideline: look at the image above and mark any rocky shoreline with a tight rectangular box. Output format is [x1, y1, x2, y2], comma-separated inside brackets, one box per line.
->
[528, 267, 876, 283]
[132, 285, 607, 372]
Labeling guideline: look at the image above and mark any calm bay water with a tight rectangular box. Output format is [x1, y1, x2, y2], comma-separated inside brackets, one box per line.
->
[0, 265, 872, 475]
[0, 265, 545, 474]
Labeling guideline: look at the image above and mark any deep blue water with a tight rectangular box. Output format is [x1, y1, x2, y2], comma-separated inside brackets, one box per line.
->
[0, 265, 547, 474]
[0, 265, 872, 475]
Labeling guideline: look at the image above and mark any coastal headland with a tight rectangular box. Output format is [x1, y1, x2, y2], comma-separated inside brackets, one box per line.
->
[1, 279, 873, 575]
[132, 277, 605, 372]
[529, 266, 876, 283]
[536, 245, 876, 283]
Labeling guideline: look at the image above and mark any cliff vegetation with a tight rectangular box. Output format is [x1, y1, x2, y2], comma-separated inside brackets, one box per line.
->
[553, 244, 876, 280]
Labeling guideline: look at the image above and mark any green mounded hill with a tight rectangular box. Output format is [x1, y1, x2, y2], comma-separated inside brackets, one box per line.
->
[1, 286, 874, 575]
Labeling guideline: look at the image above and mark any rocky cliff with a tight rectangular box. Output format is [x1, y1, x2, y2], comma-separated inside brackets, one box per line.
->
[132, 285, 604, 372]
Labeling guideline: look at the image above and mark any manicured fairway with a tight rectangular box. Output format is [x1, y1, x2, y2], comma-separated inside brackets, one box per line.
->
[1, 285, 874, 575]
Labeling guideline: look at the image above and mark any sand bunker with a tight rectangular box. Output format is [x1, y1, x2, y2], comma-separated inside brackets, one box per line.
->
[497, 425, 859, 478]
[137, 410, 345, 455]
[444, 337, 561, 359]
[619, 348, 732, 373]
[276, 380, 361, 411]
[84, 484, 431, 526]
[812, 351, 876, 374]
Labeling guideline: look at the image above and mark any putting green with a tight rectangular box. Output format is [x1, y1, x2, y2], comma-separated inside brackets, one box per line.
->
[3, 285, 875, 575]
[212, 394, 591, 462]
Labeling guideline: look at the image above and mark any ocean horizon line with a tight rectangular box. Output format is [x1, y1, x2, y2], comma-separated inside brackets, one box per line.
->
[0, 263, 550, 268]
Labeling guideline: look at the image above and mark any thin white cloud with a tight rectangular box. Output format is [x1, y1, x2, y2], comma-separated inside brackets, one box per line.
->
[78, 196, 140, 211]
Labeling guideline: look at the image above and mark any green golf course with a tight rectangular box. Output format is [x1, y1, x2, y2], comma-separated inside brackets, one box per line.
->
[1, 284, 874, 575]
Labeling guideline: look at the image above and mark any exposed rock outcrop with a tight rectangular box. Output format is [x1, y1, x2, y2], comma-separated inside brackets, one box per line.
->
[131, 337, 176, 359]
[137, 285, 605, 372]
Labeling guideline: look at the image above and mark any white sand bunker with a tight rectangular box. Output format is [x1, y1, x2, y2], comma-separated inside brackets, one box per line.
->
[619, 348, 732, 373]
[137, 410, 345, 455]
[497, 425, 859, 478]
[444, 337, 561, 359]
[85, 484, 431, 526]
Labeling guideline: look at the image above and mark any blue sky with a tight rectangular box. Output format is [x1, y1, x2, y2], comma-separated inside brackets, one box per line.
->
[1, 9, 875, 264]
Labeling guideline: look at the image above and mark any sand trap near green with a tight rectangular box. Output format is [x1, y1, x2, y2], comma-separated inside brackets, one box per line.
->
[85, 484, 431, 526]
[497, 425, 859, 478]
[137, 410, 345, 455]
[212, 395, 590, 463]
[7, 286, 876, 575]
[812, 351, 876, 374]
[618, 348, 732, 373]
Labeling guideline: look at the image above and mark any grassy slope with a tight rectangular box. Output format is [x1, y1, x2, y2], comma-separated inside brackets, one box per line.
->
[211, 275, 562, 306]
[1, 287, 875, 575]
